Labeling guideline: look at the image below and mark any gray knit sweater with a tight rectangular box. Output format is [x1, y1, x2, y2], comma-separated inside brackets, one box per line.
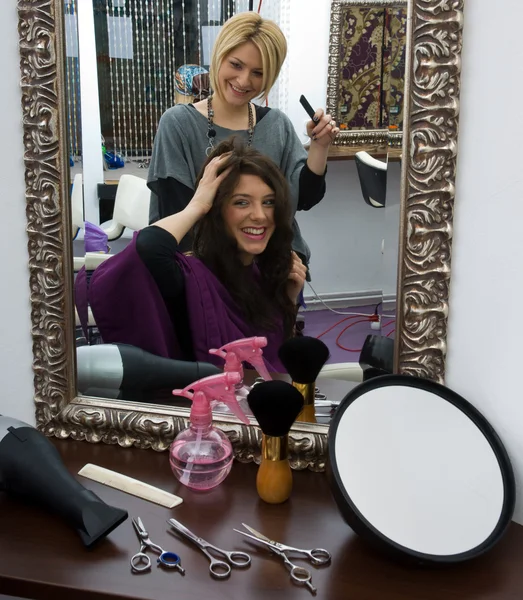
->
[147, 104, 311, 260]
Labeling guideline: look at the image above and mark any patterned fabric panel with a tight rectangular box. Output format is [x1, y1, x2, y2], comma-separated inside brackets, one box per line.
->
[383, 7, 407, 131]
[338, 8, 385, 130]
[337, 6, 407, 132]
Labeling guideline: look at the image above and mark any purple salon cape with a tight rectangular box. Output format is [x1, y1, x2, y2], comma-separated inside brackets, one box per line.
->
[77, 233, 286, 373]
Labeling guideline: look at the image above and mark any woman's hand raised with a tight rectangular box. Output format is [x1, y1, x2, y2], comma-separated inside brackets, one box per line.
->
[190, 153, 232, 215]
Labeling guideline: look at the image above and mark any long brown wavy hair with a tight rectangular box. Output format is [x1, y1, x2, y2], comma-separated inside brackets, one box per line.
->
[192, 138, 296, 338]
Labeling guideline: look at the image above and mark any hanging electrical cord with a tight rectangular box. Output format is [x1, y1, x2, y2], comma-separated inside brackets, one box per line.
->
[306, 281, 379, 317]
[316, 314, 374, 340]
[336, 318, 374, 352]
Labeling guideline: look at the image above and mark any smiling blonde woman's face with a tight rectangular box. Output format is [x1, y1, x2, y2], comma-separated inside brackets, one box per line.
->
[217, 42, 264, 108]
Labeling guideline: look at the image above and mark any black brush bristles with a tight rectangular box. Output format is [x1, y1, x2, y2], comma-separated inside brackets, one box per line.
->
[247, 381, 304, 437]
[278, 336, 330, 384]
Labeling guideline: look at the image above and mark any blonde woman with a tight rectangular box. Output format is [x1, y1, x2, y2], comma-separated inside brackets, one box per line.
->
[147, 11, 338, 270]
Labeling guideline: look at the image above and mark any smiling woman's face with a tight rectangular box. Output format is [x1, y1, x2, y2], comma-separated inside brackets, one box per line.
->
[222, 174, 276, 265]
[217, 42, 264, 107]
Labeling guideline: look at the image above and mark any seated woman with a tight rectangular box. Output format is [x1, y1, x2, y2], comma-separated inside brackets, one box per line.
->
[85, 139, 307, 372]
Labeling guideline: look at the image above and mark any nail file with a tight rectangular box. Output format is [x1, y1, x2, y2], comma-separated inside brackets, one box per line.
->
[78, 463, 183, 509]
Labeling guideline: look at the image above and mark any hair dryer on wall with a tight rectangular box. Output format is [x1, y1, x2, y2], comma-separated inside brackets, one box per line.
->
[0, 416, 128, 547]
[76, 343, 221, 395]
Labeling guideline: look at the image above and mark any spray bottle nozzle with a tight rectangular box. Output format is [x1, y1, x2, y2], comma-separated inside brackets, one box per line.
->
[209, 337, 272, 381]
[172, 372, 249, 425]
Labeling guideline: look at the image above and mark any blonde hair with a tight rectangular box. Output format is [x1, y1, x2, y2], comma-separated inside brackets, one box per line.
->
[209, 12, 287, 101]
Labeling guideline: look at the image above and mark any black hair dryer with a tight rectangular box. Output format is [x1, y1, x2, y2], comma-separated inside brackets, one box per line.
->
[0, 416, 128, 547]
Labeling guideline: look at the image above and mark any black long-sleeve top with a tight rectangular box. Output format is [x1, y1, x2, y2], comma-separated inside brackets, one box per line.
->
[136, 226, 195, 360]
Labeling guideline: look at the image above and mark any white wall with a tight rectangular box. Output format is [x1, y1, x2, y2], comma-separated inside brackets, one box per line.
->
[286, 0, 388, 298]
[0, 3, 36, 423]
[446, 0, 523, 525]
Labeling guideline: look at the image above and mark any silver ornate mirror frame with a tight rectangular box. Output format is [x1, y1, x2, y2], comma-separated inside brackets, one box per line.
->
[17, 0, 463, 471]
[327, 0, 409, 147]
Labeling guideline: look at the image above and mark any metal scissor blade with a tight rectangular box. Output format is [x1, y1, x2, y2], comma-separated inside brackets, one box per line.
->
[233, 528, 277, 553]
[132, 517, 146, 536]
[240, 523, 274, 544]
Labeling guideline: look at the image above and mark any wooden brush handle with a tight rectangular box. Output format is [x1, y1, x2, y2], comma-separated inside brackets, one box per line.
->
[256, 435, 292, 504]
[257, 458, 293, 504]
[296, 403, 317, 423]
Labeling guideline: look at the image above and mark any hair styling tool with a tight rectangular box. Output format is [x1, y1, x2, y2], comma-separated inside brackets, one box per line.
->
[234, 523, 331, 594]
[78, 464, 183, 508]
[299, 94, 318, 122]
[131, 517, 185, 574]
[277, 336, 330, 423]
[0, 416, 128, 547]
[359, 334, 395, 381]
[77, 343, 220, 395]
[171, 372, 249, 490]
[167, 518, 251, 579]
[247, 381, 304, 504]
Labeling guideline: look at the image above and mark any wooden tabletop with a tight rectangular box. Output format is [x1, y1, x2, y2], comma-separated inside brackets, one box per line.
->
[0, 439, 522, 600]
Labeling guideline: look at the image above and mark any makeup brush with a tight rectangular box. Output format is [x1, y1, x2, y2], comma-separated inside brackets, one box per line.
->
[277, 336, 330, 423]
[247, 380, 304, 504]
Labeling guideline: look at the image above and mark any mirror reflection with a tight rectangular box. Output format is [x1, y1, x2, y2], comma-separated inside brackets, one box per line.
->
[329, 0, 407, 143]
[68, 1, 405, 427]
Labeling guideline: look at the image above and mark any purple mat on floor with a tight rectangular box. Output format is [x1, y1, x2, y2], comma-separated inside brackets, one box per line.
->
[300, 305, 395, 364]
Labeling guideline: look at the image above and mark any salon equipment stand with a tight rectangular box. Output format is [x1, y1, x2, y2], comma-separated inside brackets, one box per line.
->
[0, 439, 521, 600]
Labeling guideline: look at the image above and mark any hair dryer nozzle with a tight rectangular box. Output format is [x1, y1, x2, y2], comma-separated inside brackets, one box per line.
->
[78, 496, 128, 547]
[0, 417, 128, 547]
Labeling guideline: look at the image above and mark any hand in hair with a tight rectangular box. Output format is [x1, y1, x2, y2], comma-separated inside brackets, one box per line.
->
[190, 153, 232, 215]
[287, 251, 307, 304]
[152, 153, 231, 243]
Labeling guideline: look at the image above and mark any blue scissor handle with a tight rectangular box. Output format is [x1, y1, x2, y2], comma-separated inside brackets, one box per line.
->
[157, 551, 182, 568]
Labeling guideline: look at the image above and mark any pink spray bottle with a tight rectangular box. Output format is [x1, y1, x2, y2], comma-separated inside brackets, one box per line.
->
[209, 336, 272, 392]
[169, 372, 250, 491]
[209, 337, 273, 418]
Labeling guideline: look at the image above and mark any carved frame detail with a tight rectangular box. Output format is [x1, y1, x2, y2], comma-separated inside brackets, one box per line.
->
[17, 0, 463, 470]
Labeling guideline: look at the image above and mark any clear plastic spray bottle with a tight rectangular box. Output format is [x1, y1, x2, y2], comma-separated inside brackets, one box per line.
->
[169, 372, 249, 491]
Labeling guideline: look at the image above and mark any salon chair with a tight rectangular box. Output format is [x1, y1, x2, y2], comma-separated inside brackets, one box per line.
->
[100, 174, 150, 241]
[355, 151, 387, 208]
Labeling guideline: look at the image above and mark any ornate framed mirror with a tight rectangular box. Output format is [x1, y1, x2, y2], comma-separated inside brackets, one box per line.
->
[18, 0, 462, 471]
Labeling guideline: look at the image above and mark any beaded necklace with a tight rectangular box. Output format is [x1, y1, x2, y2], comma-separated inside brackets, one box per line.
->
[206, 95, 255, 156]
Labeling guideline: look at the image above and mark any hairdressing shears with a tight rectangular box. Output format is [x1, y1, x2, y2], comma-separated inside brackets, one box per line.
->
[233, 523, 331, 594]
[130, 517, 185, 574]
[167, 518, 251, 578]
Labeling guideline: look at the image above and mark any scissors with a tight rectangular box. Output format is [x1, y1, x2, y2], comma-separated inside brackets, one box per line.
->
[233, 523, 331, 594]
[167, 518, 251, 578]
[130, 517, 185, 575]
